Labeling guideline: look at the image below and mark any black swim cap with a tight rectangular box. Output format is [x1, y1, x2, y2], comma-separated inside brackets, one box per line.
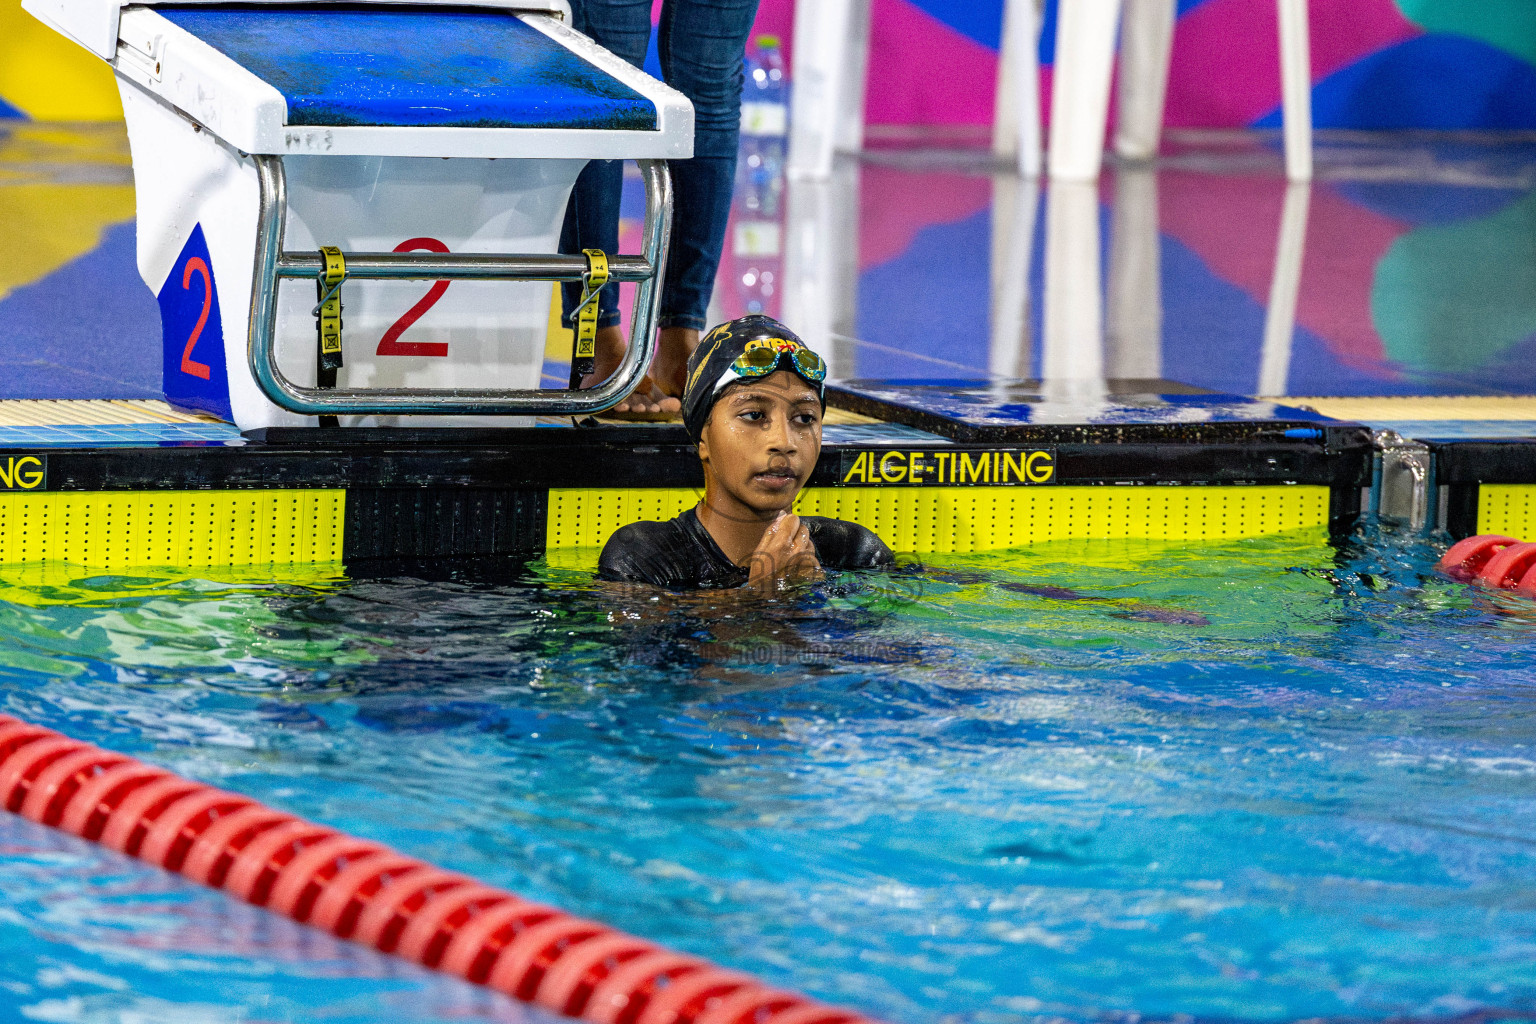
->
[681, 315, 828, 442]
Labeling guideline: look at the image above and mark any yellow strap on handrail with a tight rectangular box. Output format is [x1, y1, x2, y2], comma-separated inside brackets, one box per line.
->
[568, 248, 609, 389]
[575, 248, 609, 361]
[316, 246, 346, 365]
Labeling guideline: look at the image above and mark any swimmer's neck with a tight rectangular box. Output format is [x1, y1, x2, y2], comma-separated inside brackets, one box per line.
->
[695, 486, 791, 565]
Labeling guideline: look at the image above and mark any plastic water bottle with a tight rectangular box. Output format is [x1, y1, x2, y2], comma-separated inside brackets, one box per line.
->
[733, 35, 787, 316]
[738, 35, 786, 219]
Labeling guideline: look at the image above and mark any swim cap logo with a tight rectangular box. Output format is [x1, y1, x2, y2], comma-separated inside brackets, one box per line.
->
[742, 337, 804, 355]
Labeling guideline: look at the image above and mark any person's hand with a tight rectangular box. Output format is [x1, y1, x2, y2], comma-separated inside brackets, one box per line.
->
[747, 512, 821, 591]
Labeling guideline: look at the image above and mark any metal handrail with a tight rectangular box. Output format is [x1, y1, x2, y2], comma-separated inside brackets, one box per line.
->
[247, 155, 672, 416]
[274, 252, 657, 282]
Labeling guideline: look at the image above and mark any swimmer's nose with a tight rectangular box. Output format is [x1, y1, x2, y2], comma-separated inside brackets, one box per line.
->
[765, 411, 796, 454]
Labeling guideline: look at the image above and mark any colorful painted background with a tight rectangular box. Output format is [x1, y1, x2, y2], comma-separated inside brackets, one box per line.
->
[757, 0, 1536, 132]
[5, 0, 1536, 130]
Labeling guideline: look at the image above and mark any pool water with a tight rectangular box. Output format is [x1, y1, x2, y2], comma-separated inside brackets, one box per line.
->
[2, 526, 1535, 1024]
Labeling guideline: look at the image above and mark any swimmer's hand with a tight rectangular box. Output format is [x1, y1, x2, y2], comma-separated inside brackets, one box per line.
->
[747, 513, 822, 592]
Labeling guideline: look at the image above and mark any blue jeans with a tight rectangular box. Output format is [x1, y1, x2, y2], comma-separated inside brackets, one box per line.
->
[559, 0, 760, 335]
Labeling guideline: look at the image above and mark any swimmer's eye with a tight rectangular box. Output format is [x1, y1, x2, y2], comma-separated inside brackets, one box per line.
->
[739, 409, 764, 422]
[793, 412, 819, 425]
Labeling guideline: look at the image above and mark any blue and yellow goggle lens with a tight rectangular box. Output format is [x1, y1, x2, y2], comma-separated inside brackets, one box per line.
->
[731, 344, 828, 384]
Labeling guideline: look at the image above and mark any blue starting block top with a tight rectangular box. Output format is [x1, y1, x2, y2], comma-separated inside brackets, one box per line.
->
[158, 6, 658, 131]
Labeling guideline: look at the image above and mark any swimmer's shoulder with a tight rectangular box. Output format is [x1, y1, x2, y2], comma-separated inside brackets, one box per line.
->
[801, 516, 895, 569]
[596, 516, 696, 585]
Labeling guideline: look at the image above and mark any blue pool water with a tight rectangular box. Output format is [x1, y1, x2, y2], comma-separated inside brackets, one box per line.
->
[1, 527, 1535, 1023]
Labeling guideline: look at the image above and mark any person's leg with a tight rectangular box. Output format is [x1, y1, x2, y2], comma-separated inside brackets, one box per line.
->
[651, 0, 762, 398]
[558, 0, 666, 411]
[559, 160, 623, 375]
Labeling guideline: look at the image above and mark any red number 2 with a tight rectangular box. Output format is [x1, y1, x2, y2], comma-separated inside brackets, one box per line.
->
[376, 237, 451, 357]
[180, 257, 213, 380]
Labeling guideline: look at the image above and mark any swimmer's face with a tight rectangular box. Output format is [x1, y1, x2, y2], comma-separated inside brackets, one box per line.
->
[697, 370, 822, 517]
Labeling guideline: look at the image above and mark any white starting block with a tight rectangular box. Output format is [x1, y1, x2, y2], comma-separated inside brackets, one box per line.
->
[25, 0, 693, 429]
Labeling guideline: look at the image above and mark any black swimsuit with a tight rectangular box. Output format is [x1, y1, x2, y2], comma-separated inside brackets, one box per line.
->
[597, 507, 894, 589]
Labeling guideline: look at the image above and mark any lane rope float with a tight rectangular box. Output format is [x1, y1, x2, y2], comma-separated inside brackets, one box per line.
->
[1475, 541, 1536, 590]
[1437, 535, 1518, 582]
[1440, 534, 1536, 597]
[0, 713, 875, 1024]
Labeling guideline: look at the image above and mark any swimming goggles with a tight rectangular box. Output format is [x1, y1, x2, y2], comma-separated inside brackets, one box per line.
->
[731, 344, 828, 384]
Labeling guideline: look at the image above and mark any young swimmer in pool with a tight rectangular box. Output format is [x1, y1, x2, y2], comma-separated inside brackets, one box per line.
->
[598, 315, 894, 590]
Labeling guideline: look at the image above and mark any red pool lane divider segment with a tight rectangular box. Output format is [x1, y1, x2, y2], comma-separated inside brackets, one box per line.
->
[1438, 534, 1536, 597]
[1438, 535, 1516, 581]
[0, 715, 876, 1024]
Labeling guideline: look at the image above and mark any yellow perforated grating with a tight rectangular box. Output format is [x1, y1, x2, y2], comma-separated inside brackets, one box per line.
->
[548, 488, 702, 551]
[796, 486, 1328, 550]
[1476, 485, 1536, 539]
[0, 490, 344, 567]
[546, 485, 1330, 553]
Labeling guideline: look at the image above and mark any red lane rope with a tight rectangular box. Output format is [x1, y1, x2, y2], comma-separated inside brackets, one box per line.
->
[1475, 541, 1536, 589]
[1438, 535, 1519, 581]
[0, 714, 878, 1024]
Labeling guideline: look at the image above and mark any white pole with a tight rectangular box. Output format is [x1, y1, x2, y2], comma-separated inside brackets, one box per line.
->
[838, 0, 872, 159]
[993, 0, 1043, 178]
[1047, 0, 1125, 181]
[1277, 0, 1313, 181]
[1112, 0, 1176, 162]
[787, 0, 870, 179]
